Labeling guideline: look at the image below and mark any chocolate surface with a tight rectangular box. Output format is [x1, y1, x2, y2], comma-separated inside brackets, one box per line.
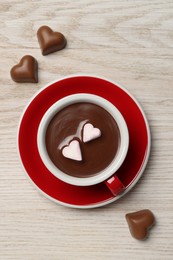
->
[37, 26, 67, 55]
[46, 103, 120, 178]
[125, 209, 155, 240]
[10, 55, 38, 83]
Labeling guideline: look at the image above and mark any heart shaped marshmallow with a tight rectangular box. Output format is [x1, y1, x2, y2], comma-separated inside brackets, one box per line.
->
[83, 123, 101, 143]
[62, 140, 82, 161]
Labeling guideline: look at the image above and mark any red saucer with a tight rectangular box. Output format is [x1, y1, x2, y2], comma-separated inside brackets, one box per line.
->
[18, 75, 150, 208]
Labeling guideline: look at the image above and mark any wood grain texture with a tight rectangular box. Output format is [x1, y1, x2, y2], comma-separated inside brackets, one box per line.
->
[0, 0, 173, 259]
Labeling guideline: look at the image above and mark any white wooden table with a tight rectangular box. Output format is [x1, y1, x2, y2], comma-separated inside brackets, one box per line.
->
[0, 1, 173, 259]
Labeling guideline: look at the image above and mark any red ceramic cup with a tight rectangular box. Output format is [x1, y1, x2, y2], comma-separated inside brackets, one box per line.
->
[37, 94, 129, 196]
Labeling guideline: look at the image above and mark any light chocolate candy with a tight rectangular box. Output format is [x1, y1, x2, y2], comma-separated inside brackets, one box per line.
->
[125, 209, 155, 240]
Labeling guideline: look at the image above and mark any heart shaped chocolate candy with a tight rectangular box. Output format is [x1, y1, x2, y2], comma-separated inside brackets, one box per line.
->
[37, 26, 67, 55]
[10, 55, 38, 83]
[125, 209, 155, 240]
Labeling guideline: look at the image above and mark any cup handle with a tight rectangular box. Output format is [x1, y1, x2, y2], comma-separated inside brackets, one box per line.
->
[104, 175, 125, 196]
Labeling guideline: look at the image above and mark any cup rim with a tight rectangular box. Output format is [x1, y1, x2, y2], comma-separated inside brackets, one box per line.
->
[37, 93, 129, 186]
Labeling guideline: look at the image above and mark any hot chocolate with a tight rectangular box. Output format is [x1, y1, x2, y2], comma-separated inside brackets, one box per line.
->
[45, 102, 120, 178]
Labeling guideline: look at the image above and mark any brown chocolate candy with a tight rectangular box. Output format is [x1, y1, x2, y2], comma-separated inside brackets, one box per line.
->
[10, 55, 38, 83]
[37, 26, 67, 55]
[125, 209, 155, 240]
